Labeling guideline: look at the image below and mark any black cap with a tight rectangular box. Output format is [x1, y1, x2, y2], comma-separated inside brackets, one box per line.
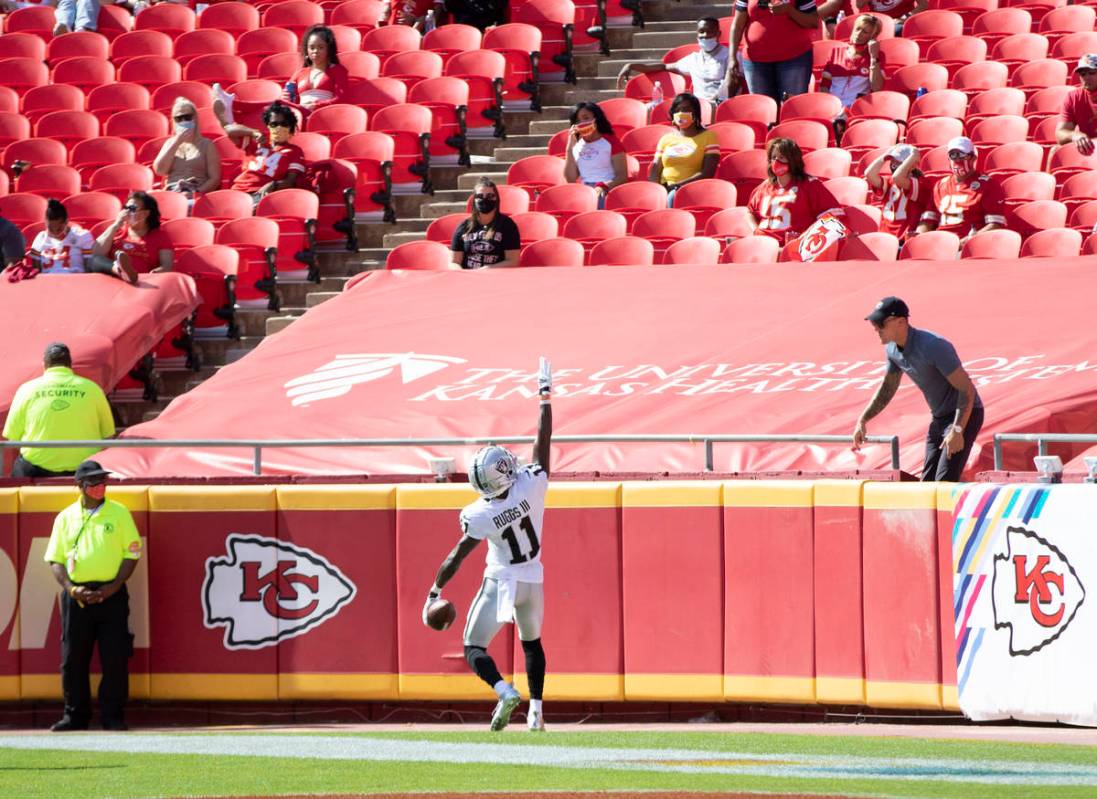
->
[74, 461, 111, 481]
[865, 296, 909, 324]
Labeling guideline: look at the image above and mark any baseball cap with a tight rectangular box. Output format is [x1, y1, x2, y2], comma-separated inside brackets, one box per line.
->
[946, 136, 975, 157]
[74, 460, 111, 482]
[1075, 54, 1097, 72]
[865, 296, 909, 324]
[887, 143, 915, 163]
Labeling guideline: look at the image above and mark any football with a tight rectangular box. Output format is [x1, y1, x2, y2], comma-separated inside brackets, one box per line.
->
[425, 598, 456, 631]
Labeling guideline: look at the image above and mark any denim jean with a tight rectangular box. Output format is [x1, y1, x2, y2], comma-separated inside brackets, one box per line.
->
[741, 49, 813, 106]
[55, 0, 100, 31]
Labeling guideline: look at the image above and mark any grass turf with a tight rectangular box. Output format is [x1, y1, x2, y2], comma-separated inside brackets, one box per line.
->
[0, 730, 1095, 799]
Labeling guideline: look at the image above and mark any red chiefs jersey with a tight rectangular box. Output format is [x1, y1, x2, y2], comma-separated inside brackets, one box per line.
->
[874, 174, 927, 240]
[748, 176, 844, 242]
[922, 173, 1006, 236]
[820, 46, 885, 109]
[232, 136, 308, 194]
[110, 227, 173, 273]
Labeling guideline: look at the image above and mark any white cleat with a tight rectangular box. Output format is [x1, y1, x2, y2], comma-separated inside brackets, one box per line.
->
[211, 83, 236, 124]
[490, 684, 521, 732]
[527, 708, 545, 731]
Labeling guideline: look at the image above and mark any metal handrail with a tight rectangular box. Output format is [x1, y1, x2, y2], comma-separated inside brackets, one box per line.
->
[0, 434, 901, 476]
[993, 433, 1097, 470]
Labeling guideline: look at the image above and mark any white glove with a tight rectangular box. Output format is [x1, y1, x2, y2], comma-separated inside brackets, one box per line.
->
[422, 588, 441, 626]
[538, 356, 552, 397]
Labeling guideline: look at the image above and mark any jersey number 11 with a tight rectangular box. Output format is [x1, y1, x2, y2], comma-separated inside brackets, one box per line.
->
[501, 516, 540, 565]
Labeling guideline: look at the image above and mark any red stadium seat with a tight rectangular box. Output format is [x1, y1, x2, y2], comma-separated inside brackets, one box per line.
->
[1012, 197, 1069, 231]
[971, 8, 1033, 51]
[463, 185, 531, 216]
[905, 116, 964, 149]
[483, 23, 545, 110]
[534, 183, 598, 227]
[261, 0, 324, 37]
[1002, 172, 1057, 212]
[979, 141, 1046, 177]
[604, 181, 667, 232]
[118, 55, 183, 92]
[622, 70, 688, 105]
[824, 176, 868, 206]
[236, 28, 299, 79]
[382, 50, 444, 91]
[717, 149, 769, 203]
[621, 124, 674, 176]
[369, 103, 434, 192]
[109, 30, 174, 65]
[331, 131, 396, 220]
[0, 193, 48, 229]
[308, 156, 357, 247]
[330, 0, 385, 36]
[964, 87, 1027, 125]
[706, 122, 757, 157]
[362, 24, 422, 63]
[766, 120, 829, 153]
[1039, 5, 1095, 44]
[88, 163, 154, 202]
[899, 230, 960, 258]
[960, 228, 1022, 258]
[105, 109, 169, 151]
[887, 63, 950, 99]
[425, 212, 466, 244]
[86, 83, 151, 126]
[147, 189, 189, 222]
[341, 51, 382, 81]
[903, 10, 965, 56]
[715, 94, 778, 142]
[345, 76, 407, 117]
[873, 40, 917, 82]
[1048, 146, 1097, 185]
[844, 204, 882, 234]
[16, 165, 82, 200]
[589, 236, 655, 266]
[848, 91, 910, 125]
[661, 236, 720, 265]
[61, 191, 121, 229]
[511, 211, 559, 246]
[513, 0, 585, 81]
[1020, 227, 1082, 257]
[34, 110, 99, 152]
[176, 244, 239, 336]
[1031, 115, 1060, 147]
[506, 155, 567, 199]
[561, 210, 628, 248]
[408, 76, 473, 165]
[46, 30, 109, 67]
[256, 52, 303, 84]
[1025, 84, 1075, 126]
[194, 189, 254, 229]
[931, 0, 997, 33]
[329, 24, 363, 55]
[288, 132, 331, 165]
[1085, 231, 1097, 255]
[520, 237, 586, 268]
[198, 1, 261, 38]
[951, 60, 1009, 99]
[444, 50, 505, 137]
[1058, 172, 1097, 220]
[151, 81, 213, 113]
[51, 57, 114, 94]
[925, 35, 987, 77]
[839, 120, 899, 164]
[163, 217, 216, 252]
[970, 114, 1030, 146]
[1011, 58, 1068, 97]
[703, 206, 755, 241]
[597, 97, 650, 136]
[721, 234, 780, 264]
[174, 29, 235, 68]
[857, 231, 900, 261]
[423, 24, 483, 66]
[1050, 31, 1097, 62]
[256, 188, 321, 281]
[907, 88, 968, 122]
[306, 104, 369, 146]
[185, 54, 248, 86]
[135, 3, 196, 40]
[918, 145, 953, 179]
[673, 179, 737, 231]
[0, 112, 31, 152]
[0, 32, 46, 63]
[386, 239, 451, 270]
[216, 216, 281, 309]
[990, 34, 1049, 76]
[1068, 196, 1097, 231]
[631, 208, 695, 258]
[812, 40, 844, 82]
[779, 92, 844, 127]
[3, 137, 67, 172]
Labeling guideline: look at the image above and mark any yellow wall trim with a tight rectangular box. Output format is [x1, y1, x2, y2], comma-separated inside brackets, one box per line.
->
[20, 673, 148, 700]
[19, 487, 80, 514]
[815, 676, 866, 705]
[724, 674, 816, 703]
[398, 673, 509, 699]
[0, 489, 18, 515]
[545, 483, 621, 508]
[275, 486, 396, 511]
[942, 684, 960, 711]
[514, 673, 624, 701]
[397, 484, 478, 511]
[622, 482, 723, 508]
[813, 480, 865, 508]
[150, 673, 279, 700]
[624, 673, 724, 700]
[724, 481, 814, 509]
[863, 483, 939, 511]
[150, 486, 276, 512]
[866, 680, 943, 709]
[0, 675, 19, 700]
[278, 673, 399, 699]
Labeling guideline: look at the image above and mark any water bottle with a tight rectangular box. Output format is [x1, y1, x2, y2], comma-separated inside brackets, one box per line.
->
[835, 10, 845, 24]
[914, 86, 928, 99]
[284, 80, 299, 104]
[424, 9, 436, 31]
[650, 80, 664, 110]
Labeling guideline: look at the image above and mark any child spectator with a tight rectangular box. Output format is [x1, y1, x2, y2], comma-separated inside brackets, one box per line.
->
[30, 200, 99, 275]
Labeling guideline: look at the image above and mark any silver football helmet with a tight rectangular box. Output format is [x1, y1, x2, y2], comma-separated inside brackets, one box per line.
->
[468, 446, 518, 498]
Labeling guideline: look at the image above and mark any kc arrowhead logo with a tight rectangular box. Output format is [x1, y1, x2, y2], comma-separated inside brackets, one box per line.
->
[991, 525, 1086, 657]
[283, 352, 467, 406]
[203, 535, 356, 650]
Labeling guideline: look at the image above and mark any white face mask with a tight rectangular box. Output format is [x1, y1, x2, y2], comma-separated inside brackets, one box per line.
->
[698, 35, 720, 52]
[175, 120, 196, 133]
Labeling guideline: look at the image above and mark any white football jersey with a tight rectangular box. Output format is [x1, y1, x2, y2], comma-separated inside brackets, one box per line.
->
[460, 464, 549, 583]
[32, 227, 95, 274]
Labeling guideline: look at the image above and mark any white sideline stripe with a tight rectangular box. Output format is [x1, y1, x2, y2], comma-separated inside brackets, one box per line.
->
[1, 734, 1097, 786]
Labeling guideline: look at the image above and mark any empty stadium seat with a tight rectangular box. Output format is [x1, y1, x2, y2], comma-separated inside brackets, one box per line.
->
[257, 189, 321, 281]
[194, 189, 254, 229]
[0, 32, 46, 62]
[216, 216, 281, 308]
[980, 141, 1046, 177]
[444, 50, 506, 138]
[118, 55, 183, 92]
[705, 122, 756, 156]
[621, 124, 674, 177]
[306, 105, 369, 146]
[175, 244, 238, 337]
[534, 184, 599, 227]
[904, 10, 965, 56]
[971, 7, 1034, 51]
[899, 230, 961, 259]
[715, 94, 778, 142]
[370, 103, 434, 193]
[110, 29, 174, 65]
[88, 163, 154, 202]
[990, 33, 1049, 76]
[329, 0, 386, 35]
[87, 83, 151, 126]
[961, 228, 1022, 258]
[423, 23, 483, 64]
[147, 189, 189, 222]
[163, 217, 216, 252]
[51, 57, 115, 94]
[766, 120, 829, 153]
[331, 131, 396, 221]
[834, 118, 897, 163]
[604, 181, 668, 232]
[506, 155, 567, 199]
[673, 180, 738, 231]
[1012, 199, 1069, 238]
[425, 212, 466, 244]
[386, 239, 451, 270]
[631, 208, 696, 258]
[17, 164, 81, 200]
[0, 112, 31, 152]
[888, 63, 950, 99]
[588, 236, 655, 266]
[3, 137, 67, 173]
[511, 211, 559, 247]
[519, 237, 586, 268]
[908, 88, 968, 123]
[1020, 227, 1082, 257]
[926, 35, 987, 77]
[46, 30, 109, 67]
[362, 25, 422, 63]
[174, 29, 235, 68]
[35, 110, 99, 151]
[721, 235, 780, 264]
[561, 210, 628, 250]
[237, 27, 299, 78]
[341, 51, 382, 81]
[857, 231, 900, 261]
[261, 0, 324, 37]
[409, 77, 474, 166]
[61, 191, 121, 229]
[951, 61, 1009, 99]
[2, 58, 49, 99]
[382, 50, 444, 91]
[661, 236, 721, 265]
[0, 193, 47, 229]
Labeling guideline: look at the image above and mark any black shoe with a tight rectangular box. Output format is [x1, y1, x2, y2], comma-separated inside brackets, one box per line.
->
[586, 25, 605, 40]
[50, 717, 88, 732]
[102, 720, 128, 731]
[619, 0, 639, 10]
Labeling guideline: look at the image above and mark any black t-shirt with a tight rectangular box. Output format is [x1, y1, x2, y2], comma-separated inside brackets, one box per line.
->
[445, 0, 506, 29]
[451, 214, 521, 269]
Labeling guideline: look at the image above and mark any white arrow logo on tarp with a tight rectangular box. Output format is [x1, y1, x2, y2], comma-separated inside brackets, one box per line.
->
[283, 353, 467, 406]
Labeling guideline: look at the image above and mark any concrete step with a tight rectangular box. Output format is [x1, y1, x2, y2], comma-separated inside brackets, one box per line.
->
[640, 0, 733, 20]
[499, 133, 555, 149]
[305, 291, 341, 308]
[158, 366, 217, 396]
[420, 201, 467, 218]
[393, 193, 441, 219]
[265, 315, 299, 336]
[384, 230, 430, 248]
[529, 118, 573, 136]
[279, 276, 345, 306]
[192, 336, 262, 366]
[457, 171, 509, 190]
[113, 399, 170, 428]
[493, 145, 557, 162]
[631, 28, 699, 50]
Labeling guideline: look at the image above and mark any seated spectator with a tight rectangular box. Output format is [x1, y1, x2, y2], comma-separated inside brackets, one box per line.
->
[1056, 54, 1097, 157]
[0, 215, 25, 267]
[91, 191, 173, 283]
[916, 136, 1005, 247]
[616, 17, 735, 106]
[865, 143, 925, 243]
[847, 0, 926, 32]
[747, 137, 845, 242]
[115, 0, 188, 16]
[441, 0, 505, 30]
[387, 0, 440, 29]
[649, 93, 720, 206]
[153, 98, 222, 197]
[562, 102, 627, 209]
[450, 178, 521, 269]
[214, 98, 308, 203]
[819, 13, 883, 119]
[53, 0, 97, 35]
[30, 200, 101, 276]
[282, 26, 350, 115]
[729, 0, 818, 105]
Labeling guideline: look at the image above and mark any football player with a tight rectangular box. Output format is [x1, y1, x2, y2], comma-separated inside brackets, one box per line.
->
[423, 358, 553, 732]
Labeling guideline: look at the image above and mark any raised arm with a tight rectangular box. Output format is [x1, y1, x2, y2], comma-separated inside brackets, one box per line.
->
[534, 356, 553, 476]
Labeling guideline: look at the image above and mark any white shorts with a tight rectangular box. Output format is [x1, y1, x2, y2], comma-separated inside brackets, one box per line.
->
[463, 576, 544, 646]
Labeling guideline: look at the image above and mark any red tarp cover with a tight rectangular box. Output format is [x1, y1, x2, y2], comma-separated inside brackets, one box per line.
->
[99, 260, 1097, 478]
[0, 273, 199, 420]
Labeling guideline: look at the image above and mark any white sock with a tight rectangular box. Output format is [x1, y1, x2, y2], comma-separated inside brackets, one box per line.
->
[492, 680, 509, 698]
[530, 699, 542, 714]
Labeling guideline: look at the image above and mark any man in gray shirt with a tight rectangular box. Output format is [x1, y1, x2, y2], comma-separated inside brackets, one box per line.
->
[853, 296, 984, 481]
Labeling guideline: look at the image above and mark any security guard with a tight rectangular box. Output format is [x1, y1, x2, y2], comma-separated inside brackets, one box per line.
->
[2, 342, 115, 478]
[44, 460, 142, 731]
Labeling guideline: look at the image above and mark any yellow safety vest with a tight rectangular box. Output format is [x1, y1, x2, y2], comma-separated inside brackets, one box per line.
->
[43, 498, 141, 583]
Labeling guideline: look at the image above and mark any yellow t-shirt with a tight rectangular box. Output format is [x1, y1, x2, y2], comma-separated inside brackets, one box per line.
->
[655, 129, 721, 186]
[44, 498, 141, 584]
[2, 366, 115, 472]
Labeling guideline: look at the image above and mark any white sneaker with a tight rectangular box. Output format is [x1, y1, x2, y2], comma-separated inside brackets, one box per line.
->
[489, 684, 521, 732]
[527, 708, 545, 731]
[212, 83, 236, 124]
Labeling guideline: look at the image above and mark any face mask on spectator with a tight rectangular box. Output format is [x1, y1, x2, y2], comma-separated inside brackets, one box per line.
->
[673, 112, 694, 129]
[698, 35, 720, 52]
[175, 119, 196, 133]
[771, 160, 790, 177]
[575, 121, 597, 137]
[474, 195, 498, 213]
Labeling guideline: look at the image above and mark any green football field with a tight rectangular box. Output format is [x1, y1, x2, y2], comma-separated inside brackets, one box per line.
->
[2, 729, 1097, 799]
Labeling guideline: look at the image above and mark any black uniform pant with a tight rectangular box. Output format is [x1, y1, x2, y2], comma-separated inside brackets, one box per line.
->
[922, 405, 985, 482]
[12, 456, 74, 478]
[60, 584, 131, 725]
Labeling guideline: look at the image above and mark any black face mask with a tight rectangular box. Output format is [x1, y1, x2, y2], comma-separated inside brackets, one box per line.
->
[474, 196, 498, 213]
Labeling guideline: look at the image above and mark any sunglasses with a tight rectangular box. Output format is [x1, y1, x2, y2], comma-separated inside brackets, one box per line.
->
[1078, 69, 1096, 76]
[173, 114, 195, 122]
[124, 205, 140, 213]
[947, 151, 970, 161]
[268, 121, 291, 130]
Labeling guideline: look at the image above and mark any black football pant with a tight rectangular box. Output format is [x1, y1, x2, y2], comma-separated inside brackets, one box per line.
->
[59, 584, 132, 726]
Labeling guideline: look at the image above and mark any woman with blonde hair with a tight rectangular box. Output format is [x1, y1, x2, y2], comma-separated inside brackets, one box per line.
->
[450, 178, 522, 269]
[152, 98, 222, 197]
